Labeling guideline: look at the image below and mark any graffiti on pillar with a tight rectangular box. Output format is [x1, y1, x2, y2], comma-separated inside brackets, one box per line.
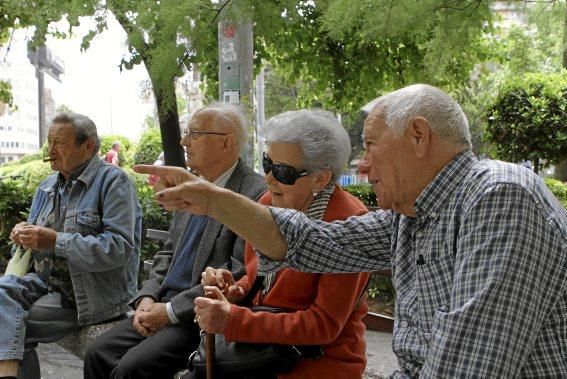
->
[221, 41, 238, 62]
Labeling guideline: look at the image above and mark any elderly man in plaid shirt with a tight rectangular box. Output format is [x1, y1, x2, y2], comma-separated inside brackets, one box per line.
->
[135, 84, 566, 378]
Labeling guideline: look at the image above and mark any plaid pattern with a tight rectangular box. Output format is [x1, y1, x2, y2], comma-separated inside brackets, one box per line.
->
[260, 151, 567, 378]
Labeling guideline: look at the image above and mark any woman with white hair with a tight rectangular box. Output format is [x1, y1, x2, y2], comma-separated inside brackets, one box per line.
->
[195, 109, 370, 378]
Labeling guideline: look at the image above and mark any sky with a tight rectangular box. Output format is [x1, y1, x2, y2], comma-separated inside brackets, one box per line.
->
[45, 15, 154, 141]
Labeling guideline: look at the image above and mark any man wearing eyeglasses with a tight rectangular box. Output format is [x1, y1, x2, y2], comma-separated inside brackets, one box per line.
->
[133, 85, 566, 378]
[84, 103, 266, 379]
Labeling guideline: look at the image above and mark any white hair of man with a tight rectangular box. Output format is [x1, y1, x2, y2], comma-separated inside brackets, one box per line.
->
[193, 102, 248, 153]
[362, 84, 472, 148]
[263, 109, 351, 183]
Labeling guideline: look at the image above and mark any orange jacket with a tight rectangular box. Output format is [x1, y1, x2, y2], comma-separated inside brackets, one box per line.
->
[224, 186, 371, 378]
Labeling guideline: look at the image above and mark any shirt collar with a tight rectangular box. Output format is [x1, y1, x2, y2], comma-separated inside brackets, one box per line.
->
[212, 159, 239, 188]
[57, 158, 91, 185]
[414, 150, 477, 220]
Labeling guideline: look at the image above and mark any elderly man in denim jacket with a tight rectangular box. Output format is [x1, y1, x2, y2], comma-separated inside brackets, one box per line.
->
[0, 113, 142, 378]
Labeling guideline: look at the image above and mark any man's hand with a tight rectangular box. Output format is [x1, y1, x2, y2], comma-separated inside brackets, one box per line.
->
[136, 302, 170, 336]
[133, 165, 217, 215]
[133, 297, 156, 336]
[194, 286, 231, 334]
[201, 267, 245, 303]
[10, 224, 57, 250]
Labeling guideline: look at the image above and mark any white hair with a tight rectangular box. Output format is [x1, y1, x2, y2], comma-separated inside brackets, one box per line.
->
[263, 109, 351, 182]
[362, 84, 471, 148]
[193, 102, 248, 152]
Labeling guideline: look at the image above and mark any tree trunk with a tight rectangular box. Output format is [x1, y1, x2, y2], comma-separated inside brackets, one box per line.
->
[152, 77, 186, 168]
[556, 3, 567, 180]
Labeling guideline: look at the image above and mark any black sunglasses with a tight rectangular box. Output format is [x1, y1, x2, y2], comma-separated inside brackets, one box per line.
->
[262, 152, 308, 185]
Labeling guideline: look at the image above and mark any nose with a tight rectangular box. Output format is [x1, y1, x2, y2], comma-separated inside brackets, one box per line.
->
[358, 154, 371, 176]
[264, 170, 276, 185]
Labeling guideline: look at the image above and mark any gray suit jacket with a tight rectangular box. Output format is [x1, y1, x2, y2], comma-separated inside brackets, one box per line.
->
[133, 159, 266, 324]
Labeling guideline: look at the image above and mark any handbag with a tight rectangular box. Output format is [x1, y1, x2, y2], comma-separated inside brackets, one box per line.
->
[187, 277, 323, 375]
[5, 245, 32, 277]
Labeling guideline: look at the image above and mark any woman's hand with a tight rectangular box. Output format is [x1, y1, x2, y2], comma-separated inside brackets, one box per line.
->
[194, 286, 231, 334]
[200, 267, 246, 303]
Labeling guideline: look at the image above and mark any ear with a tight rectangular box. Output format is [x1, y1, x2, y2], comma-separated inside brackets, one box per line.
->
[223, 133, 236, 152]
[85, 138, 96, 154]
[407, 117, 431, 159]
[313, 170, 333, 191]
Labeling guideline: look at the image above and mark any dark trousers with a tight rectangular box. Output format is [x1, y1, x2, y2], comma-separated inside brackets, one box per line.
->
[83, 317, 200, 379]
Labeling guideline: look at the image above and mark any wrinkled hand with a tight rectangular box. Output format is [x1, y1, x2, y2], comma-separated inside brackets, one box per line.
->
[194, 286, 231, 334]
[201, 267, 245, 303]
[133, 297, 156, 336]
[10, 223, 57, 250]
[134, 299, 171, 337]
[133, 165, 216, 215]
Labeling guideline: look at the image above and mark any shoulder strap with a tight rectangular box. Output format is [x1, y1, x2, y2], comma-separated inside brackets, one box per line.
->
[237, 275, 264, 306]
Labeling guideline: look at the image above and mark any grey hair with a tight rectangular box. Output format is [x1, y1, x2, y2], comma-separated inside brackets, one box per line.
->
[192, 102, 248, 152]
[362, 84, 471, 148]
[263, 109, 351, 183]
[51, 113, 101, 154]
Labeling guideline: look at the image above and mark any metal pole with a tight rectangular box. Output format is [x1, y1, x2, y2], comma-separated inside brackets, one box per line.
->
[36, 48, 45, 149]
[255, 68, 265, 174]
[218, 8, 254, 168]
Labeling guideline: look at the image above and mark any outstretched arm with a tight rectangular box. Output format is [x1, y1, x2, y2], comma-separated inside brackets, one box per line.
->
[133, 164, 288, 261]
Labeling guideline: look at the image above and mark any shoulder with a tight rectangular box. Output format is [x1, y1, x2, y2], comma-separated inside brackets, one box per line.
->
[230, 161, 266, 199]
[323, 186, 368, 221]
[459, 159, 562, 219]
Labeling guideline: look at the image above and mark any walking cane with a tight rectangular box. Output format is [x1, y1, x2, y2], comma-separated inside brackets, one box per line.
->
[205, 332, 215, 379]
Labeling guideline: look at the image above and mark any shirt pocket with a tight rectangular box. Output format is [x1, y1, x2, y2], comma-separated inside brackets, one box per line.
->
[416, 252, 454, 330]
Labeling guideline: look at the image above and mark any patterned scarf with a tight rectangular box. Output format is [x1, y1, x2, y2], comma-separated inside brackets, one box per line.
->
[261, 184, 335, 295]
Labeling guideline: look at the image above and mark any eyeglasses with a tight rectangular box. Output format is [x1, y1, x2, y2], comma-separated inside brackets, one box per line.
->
[183, 129, 228, 140]
[262, 152, 308, 185]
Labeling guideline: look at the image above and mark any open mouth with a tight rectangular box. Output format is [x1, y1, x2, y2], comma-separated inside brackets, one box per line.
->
[43, 157, 56, 162]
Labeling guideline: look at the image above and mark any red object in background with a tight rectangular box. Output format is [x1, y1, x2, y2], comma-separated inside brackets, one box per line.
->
[223, 24, 236, 38]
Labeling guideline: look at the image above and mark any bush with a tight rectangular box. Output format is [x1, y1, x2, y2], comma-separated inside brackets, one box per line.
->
[485, 72, 567, 173]
[343, 184, 377, 207]
[125, 168, 173, 262]
[0, 179, 33, 268]
[545, 178, 567, 208]
[134, 128, 162, 165]
[0, 159, 52, 190]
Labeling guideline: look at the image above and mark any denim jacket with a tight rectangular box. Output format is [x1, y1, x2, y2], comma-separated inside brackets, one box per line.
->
[27, 156, 142, 325]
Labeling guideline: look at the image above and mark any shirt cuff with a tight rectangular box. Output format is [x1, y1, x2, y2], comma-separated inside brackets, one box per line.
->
[166, 302, 180, 324]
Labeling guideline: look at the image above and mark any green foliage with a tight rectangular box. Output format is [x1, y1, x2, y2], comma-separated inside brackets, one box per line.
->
[0, 159, 53, 190]
[368, 272, 395, 303]
[99, 135, 134, 167]
[343, 184, 377, 207]
[545, 178, 567, 208]
[0, 179, 33, 265]
[263, 66, 300, 119]
[125, 168, 172, 262]
[0, 81, 14, 108]
[484, 72, 567, 173]
[134, 128, 163, 165]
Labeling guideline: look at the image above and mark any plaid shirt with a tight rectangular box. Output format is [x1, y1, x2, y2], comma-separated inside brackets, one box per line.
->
[261, 151, 567, 378]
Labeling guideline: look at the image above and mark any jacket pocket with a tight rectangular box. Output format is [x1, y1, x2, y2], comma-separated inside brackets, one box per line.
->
[76, 209, 102, 234]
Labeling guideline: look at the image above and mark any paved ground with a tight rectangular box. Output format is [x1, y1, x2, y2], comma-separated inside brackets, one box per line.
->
[37, 329, 398, 378]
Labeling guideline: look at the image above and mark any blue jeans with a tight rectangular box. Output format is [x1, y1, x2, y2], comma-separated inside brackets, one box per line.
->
[0, 274, 47, 360]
